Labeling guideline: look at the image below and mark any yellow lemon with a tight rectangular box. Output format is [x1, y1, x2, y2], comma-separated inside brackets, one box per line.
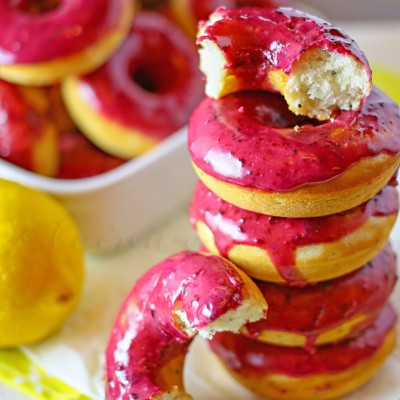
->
[0, 179, 84, 347]
[372, 64, 400, 105]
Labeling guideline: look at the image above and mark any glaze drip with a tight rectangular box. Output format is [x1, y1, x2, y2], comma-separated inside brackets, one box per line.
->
[191, 181, 398, 281]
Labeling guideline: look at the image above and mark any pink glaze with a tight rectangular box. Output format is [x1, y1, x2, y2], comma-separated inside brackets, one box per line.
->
[188, 88, 400, 191]
[105, 251, 255, 400]
[188, 0, 287, 24]
[244, 245, 397, 347]
[74, 11, 204, 141]
[0, 0, 127, 64]
[197, 7, 371, 90]
[210, 303, 397, 377]
[0, 79, 53, 172]
[190, 182, 398, 282]
[57, 130, 125, 179]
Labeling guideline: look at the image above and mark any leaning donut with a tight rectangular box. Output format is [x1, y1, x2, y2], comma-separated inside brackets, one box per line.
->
[105, 251, 267, 400]
[241, 245, 397, 347]
[188, 89, 400, 218]
[210, 304, 397, 400]
[62, 11, 204, 158]
[197, 6, 372, 120]
[0, 0, 134, 86]
[190, 182, 398, 283]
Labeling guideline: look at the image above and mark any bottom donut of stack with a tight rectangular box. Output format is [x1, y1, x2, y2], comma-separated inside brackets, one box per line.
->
[189, 182, 398, 399]
[209, 304, 397, 400]
[204, 250, 398, 399]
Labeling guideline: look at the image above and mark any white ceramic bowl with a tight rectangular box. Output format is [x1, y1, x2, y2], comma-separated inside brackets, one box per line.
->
[0, 127, 197, 253]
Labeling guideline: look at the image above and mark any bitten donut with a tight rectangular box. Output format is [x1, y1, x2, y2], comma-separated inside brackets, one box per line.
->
[190, 182, 398, 283]
[171, 0, 287, 38]
[0, 0, 134, 86]
[210, 304, 397, 400]
[197, 7, 372, 120]
[62, 11, 204, 159]
[241, 245, 397, 347]
[188, 89, 400, 217]
[0, 79, 59, 176]
[105, 251, 267, 400]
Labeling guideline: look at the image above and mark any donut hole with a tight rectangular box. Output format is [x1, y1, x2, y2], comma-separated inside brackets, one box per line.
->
[254, 95, 317, 129]
[131, 53, 181, 94]
[284, 48, 371, 120]
[239, 91, 320, 129]
[140, 0, 169, 9]
[10, 0, 61, 14]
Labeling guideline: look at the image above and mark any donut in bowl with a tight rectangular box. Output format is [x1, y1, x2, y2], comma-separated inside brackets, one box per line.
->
[0, 0, 134, 86]
[188, 89, 400, 218]
[190, 182, 398, 284]
[57, 130, 126, 179]
[210, 304, 397, 400]
[197, 6, 372, 120]
[0, 79, 59, 176]
[62, 11, 204, 159]
[240, 245, 397, 347]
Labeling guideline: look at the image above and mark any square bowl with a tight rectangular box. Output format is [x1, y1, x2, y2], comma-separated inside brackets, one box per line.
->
[0, 127, 197, 253]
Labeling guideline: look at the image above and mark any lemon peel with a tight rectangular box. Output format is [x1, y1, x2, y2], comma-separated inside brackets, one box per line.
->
[0, 179, 84, 347]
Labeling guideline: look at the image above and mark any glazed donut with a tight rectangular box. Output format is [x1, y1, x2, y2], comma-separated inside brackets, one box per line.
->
[0, 79, 59, 176]
[171, 0, 287, 38]
[57, 130, 125, 179]
[241, 245, 397, 347]
[188, 89, 400, 218]
[197, 7, 372, 120]
[210, 304, 397, 400]
[0, 0, 134, 86]
[105, 251, 267, 400]
[62, 11, 204, 159]
[190, 182, 398, 283]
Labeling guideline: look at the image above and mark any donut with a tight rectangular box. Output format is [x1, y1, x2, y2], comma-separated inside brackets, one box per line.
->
[62, 11, 204, 159]
[0, 0, 134, 86]
[240, 245, 397, 347]
[197, 7, 372, 120]
[171, 0, 287, 38]
[57, 130, 126, 179]
[0, 79, 59, 176]
[105, 251, 267, 400]
[46, 85, 77, 136]
[190, 182, 398, 283]
[188, 89, 400, 218]
[210, 304, 397, 400]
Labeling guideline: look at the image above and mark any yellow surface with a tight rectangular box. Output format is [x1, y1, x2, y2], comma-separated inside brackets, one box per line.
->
[372, 65, 400, 105]
[0, 179, 84, 347]
[0, 348, 91, 399]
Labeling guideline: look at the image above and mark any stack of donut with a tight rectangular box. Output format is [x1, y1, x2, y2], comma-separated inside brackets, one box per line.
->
[0, 0, 204, 178]
[187, 6, 400, 399]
